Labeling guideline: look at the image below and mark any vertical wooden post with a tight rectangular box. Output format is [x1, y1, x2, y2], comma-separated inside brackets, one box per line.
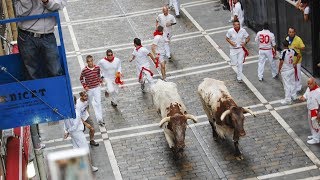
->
[6, 0, 17, 41]
[0, 39, 4, 56]
[2, 0, 13, 54]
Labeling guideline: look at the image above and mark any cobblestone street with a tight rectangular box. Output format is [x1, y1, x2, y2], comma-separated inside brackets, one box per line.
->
[40, 0, 320, 179]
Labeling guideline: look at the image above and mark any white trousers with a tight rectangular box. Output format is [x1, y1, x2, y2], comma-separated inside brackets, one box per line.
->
[169, 0, 180, 15]
[308, 111, 320, 141]
[87, 86, 103, 122]
[105, 78, 119, 104]
[295, 63, 302, 92]
[258, 49, 277, 79]
[164, 32, 172, 58]
[70, 131, 89, 151]
[281, 69, 296, 102]
[230, 49, 244, 80]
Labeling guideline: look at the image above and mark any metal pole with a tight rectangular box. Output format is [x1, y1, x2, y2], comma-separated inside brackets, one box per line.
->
[19, 127, 23, 180]
[30, 125, 46, 180]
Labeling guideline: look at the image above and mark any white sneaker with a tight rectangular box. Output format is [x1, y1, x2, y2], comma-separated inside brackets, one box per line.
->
[92, 166, 98, 172]
[308, 135, 313, 139]
[280, 99, 292, 105]
[307, 139, 320, 145]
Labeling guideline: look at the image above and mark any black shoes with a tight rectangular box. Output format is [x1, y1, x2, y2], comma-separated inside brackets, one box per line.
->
[90, 140, 99, 146]
[111, 101, 117, 107]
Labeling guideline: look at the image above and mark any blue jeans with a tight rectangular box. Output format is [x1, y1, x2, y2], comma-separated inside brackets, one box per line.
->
[17, 30, 62, 79]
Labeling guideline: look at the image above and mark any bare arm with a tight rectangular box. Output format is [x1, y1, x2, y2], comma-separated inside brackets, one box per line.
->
[226, 37, 236, 47]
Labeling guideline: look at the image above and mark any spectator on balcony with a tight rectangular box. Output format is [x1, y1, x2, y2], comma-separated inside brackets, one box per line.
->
[14, 0, 67, 79]
[296, 0, 310, 21]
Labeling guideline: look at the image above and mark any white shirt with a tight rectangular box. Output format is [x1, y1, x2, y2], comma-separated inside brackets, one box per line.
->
[304, 6, 310, 15]
[76, 98, 89, 121]
[132, 47, 151, 71]
[280, 48, 296, 72]
[64, 108, 84, 133]
[98, 57, 122, 80]
[233, 2, 244, 22]
[156, 14, 176, 40]
[153, 35, 166, 54]
[255, 29, 276, 49]
[226, 28, 249, 49]
[303, 87, 320, 110]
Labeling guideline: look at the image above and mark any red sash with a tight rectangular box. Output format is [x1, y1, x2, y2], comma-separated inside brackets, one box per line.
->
[155, 54, 160, 68]
[139, 67, 153, 81]
[242, 47, 249, 63]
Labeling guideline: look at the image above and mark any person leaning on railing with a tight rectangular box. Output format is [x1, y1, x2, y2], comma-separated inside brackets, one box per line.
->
[295, 0, 310, 21]
[14, 0, 67, 79]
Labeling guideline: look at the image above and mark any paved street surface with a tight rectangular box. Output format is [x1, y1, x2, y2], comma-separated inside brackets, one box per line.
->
[40, 0, 320, 179]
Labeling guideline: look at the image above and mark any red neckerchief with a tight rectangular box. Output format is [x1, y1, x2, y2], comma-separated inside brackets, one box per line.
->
[104, 56, 114, 62]
[136, 45, 143, 51]
[310, 84, 319, 91]
[234, 28, 240, 33]
[153, 30, 163, 37]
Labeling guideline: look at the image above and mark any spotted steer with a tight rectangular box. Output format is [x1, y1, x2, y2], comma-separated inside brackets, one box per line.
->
[198, 78, 256, 160]
[151, 80, 197, 156]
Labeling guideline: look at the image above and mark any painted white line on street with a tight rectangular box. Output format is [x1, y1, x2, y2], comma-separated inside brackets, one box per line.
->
[43, 132, 102, 144]
[205, 25, 232, 33]
[244, 165, 318, 180]
[274, 102, 307, 110]
[103, 138, 122, 180]
[45, 138, 104, 151]
[62, 8, 85, 69]
[109, 130, 163, 140]
[62, 0, 217, 27]
[298, 175, 320, 180]
[181, 6, 320, 169]
[271, 111, 320, 166]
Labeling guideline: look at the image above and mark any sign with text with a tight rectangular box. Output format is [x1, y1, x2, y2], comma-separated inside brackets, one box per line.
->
[0, 76, 75, 130]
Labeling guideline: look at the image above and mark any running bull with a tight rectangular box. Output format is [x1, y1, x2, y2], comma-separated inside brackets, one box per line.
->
[198, 78, 256, 160]
[151, 80, 197, 155]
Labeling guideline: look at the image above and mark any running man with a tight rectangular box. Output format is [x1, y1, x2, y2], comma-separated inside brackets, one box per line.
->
[152, 26, 167, 81]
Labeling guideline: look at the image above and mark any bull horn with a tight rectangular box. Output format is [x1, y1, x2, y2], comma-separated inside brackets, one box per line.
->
[220, 110, 231, 121]
[243, 107, 256, 117]
[159, 117, 170, 127]
[185, 114, 198, 123]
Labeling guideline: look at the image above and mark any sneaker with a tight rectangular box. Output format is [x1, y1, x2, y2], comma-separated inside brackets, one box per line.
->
[111, 101, 117, 107]
[308, 135, 314, 139]
[98, 121, 105, 126]
[307, 138, 320, 145]
[259, 78, 263, 82]
[280, 99, 292, 105]
[40, 143, 46, 149]
[228, 19, 233, 23]
[92, 166, 98, 172]
[175, 15, 181, 18]
[273, 74, 279, 79]
[90, 140, 99, 146]
[237, 79, 243, 83]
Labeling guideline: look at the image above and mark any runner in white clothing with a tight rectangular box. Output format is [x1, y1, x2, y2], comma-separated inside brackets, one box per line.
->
[98, 49, 122, 107]
[64, 96, 98, 172]
[156, 6, 177, 59]
[226, 20, 250, 82]
[130, 38, 157, 92]
[255, 22, 278, 81]
[278, 40, 298, 105]
[168, 0, 180, 17]
[233, 0, 244, 27]
[299, 78, 320, 145]
[152, 26, 167, 81]
[77, 91, 99, 146]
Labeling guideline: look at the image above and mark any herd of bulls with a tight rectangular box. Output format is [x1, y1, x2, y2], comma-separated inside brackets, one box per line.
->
[151, 78, 256, 160]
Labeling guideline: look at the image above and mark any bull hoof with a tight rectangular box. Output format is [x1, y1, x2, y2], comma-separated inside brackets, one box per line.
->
[235, 155, 244, 161]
